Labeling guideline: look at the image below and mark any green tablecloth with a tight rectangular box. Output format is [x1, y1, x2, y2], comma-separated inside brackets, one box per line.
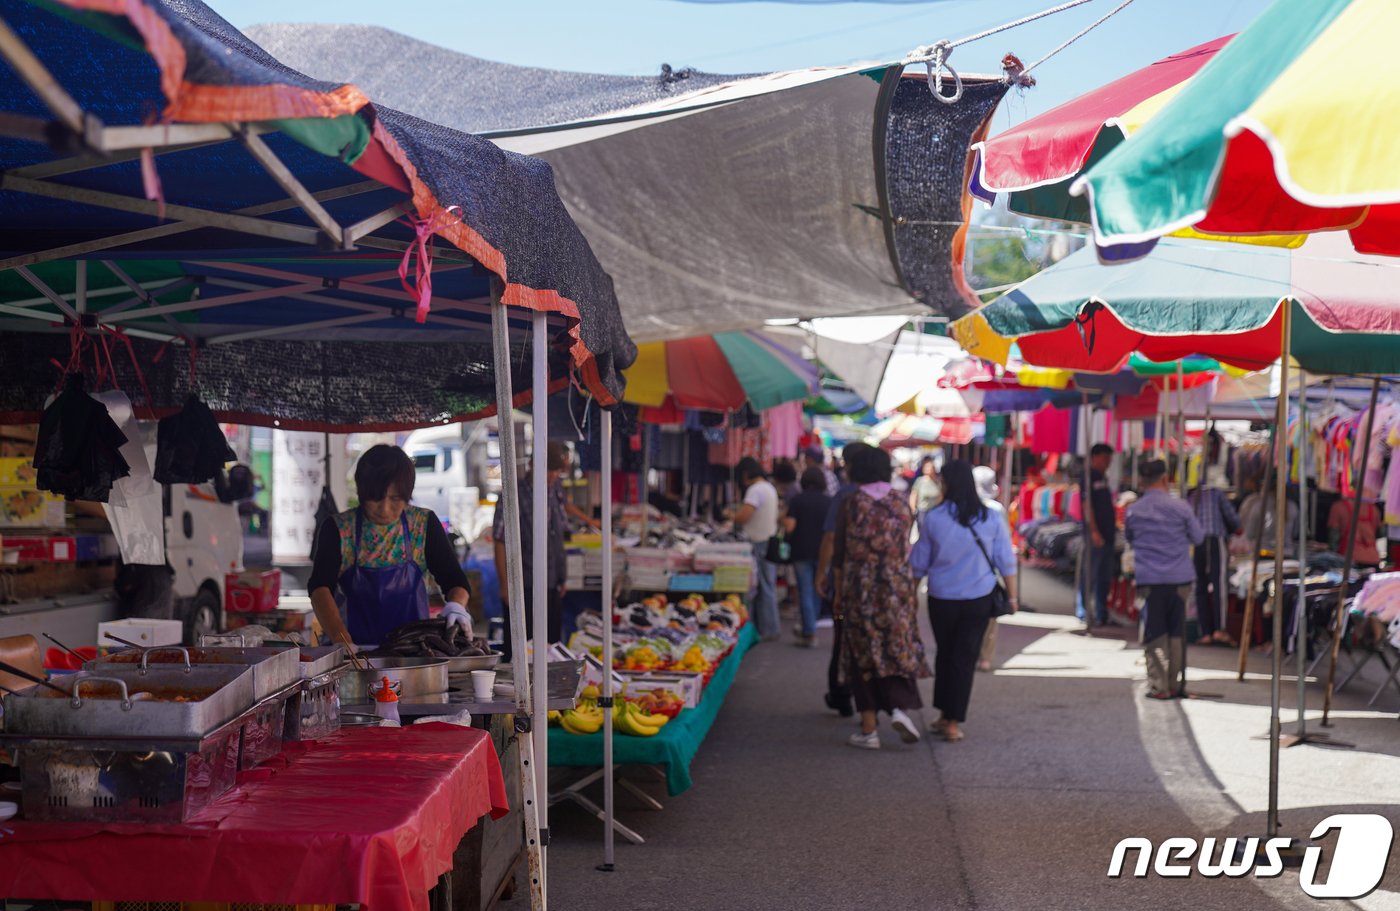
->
[548, 623, 758, 795]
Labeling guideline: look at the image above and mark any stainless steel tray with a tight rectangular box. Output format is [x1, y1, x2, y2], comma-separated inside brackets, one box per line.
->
[3, 665, 256, 739]
[445, 651, 503, 673]
[298, 645, 345, 678]
[88, 646, 300, 703]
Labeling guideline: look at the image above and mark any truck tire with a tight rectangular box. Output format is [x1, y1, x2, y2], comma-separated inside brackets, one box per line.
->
[183, 586, 223, 644]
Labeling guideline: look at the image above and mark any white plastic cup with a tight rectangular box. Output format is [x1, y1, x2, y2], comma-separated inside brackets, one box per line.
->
[471, 669, 497, 700]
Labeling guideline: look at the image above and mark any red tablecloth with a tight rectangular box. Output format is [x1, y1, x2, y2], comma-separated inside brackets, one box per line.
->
[0, 723, 510, 911]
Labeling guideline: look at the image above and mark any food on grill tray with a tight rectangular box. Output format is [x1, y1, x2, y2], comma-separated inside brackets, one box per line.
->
[365, 619, 494, 659]
[36, 679, 212, 702]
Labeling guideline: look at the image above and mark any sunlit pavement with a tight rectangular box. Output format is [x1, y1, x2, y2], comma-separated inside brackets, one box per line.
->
[534, 568, 1400, 911]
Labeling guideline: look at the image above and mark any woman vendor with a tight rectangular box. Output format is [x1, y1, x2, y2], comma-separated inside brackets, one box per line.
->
[309, 444, 471, 646]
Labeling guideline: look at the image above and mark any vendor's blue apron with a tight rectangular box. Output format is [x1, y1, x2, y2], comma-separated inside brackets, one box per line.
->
[340, 509, 428, 645]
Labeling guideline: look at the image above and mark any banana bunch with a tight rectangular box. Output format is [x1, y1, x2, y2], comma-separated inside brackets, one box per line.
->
[614, 700, 670, 737]
[558, 700, 604, 735]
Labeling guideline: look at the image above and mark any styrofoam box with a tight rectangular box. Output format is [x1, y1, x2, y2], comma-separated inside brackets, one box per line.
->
[98, 618, 184, 649]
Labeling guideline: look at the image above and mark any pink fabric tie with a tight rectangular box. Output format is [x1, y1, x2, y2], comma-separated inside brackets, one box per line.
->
[398, 206, 462, 323]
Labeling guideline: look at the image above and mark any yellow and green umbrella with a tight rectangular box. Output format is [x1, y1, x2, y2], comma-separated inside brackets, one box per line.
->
[1073, 0, 1400, 260]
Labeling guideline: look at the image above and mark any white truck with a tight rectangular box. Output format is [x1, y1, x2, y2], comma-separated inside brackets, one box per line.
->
[403, 423, 495, 545]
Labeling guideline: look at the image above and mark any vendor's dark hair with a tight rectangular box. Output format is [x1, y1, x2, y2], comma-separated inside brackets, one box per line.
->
[355, 444, 415, 502]
[736, 456, 766, 486]
[848, 447, 892, 485]
[941, 460, 986, 527]
[772, 460, 798, 485]
[1090, 443, 1114, 459]
[800, 467, 826, 492]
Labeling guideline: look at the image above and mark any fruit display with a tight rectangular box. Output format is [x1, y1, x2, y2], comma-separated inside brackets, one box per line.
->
[630, 687, 685, 718]
[551, 687, 678, 737]
[672, 646, 712, 674]
[620, 644, 665, 671]
[613, 701, 669, 737]
[558, 699, 605, 735]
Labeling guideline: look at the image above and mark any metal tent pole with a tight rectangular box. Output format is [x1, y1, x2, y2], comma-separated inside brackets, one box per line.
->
[1267, 302, 1292, 840]
[490, 287, 546, 911]
[1080, 395, 1093, 624]
[1294, 367, 1309, 740]
[599, 406, 616, 871]
[639, 424, 651, 544]
[530, 310, 550, 879]
[1322, 378, 1382, 726]
[1236, 425, 1277, 682]
[1176, 361, 1187, 497]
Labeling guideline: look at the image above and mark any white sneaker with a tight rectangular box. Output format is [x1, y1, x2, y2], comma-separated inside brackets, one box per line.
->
[889, 708, 921, 744]
[847, 730, 881, 750]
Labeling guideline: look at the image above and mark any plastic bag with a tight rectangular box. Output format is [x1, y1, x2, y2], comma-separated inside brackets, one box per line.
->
[153, 394, 235, 484]
[33, 373, 131, 502]
[95, 391, 166, 566]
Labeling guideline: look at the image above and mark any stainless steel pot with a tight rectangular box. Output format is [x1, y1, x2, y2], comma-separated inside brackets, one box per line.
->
[338, 656, 449, 702]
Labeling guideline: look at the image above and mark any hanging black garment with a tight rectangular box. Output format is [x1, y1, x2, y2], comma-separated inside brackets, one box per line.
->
[154, 395, 236, 484]
[33, 373, 131, 502]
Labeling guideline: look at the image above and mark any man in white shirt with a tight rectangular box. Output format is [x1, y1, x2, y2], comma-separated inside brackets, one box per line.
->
[730, 456, 781, 640]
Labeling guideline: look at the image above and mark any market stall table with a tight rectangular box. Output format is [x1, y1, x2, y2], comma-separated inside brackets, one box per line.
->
[549, 623, 758, 797]
[0, 724, 509, 911]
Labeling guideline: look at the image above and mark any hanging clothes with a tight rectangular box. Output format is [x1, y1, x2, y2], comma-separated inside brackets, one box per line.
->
[764, 401, 804, 460]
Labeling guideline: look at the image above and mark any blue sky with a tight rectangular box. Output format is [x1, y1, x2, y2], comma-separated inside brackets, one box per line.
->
[214, 0, 1270, 131]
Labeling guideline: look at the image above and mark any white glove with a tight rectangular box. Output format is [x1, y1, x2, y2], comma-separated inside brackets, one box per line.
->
[441, 601, 473, 636]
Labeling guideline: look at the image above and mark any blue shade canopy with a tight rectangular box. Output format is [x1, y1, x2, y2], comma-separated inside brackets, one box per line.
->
[0, 0, 639, 428]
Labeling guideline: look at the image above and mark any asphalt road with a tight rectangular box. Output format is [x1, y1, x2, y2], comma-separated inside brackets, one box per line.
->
[527, 568, 1400, 910]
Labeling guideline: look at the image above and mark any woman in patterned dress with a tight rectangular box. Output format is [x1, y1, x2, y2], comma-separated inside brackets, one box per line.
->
[309, 445, 471, 646]
[832, 446, 931, 750]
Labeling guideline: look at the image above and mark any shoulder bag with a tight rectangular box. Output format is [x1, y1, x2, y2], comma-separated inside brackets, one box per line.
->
[969, 521, 1014, 616]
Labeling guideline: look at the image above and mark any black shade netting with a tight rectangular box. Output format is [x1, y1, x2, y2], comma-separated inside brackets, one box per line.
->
[883, 75, 1009, 320]
[32, 372, 131, 501]
[0, 330, 577, 432]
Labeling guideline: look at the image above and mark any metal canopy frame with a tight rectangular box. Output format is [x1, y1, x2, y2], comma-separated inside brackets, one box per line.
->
[0, 11, 532, 349]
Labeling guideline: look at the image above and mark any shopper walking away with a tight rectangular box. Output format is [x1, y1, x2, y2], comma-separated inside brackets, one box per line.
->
[911, 460, 1018, 742]
[802, 446, 840, 498]
[1076, 444, 1117, 627]
[784, 467, 831, 647]
[909, 455, 943, 519]
[816, 441, 875, 716]
[973, 466, 1008, 672]
[1125, 460, 1204, 699]
[730, 457, 781, 641]
[1188, 475, 1239, 645]
[493, 441, 571, 661]
[832, 447, 930, 749]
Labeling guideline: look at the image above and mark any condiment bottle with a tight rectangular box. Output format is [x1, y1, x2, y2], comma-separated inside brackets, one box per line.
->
[373, 676, 400, 726]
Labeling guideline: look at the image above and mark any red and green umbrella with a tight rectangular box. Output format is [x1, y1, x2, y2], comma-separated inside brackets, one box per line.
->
[972, 36, 1229, 225]
[951, 233, 1400, 375]
[1074, 0, 1400, 259]
[622, 331, 816, 414]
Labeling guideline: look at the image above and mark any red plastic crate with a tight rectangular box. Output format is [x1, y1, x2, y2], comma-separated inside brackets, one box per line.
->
[5, 535, 77, 562]
[225, 569, 281, 613]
